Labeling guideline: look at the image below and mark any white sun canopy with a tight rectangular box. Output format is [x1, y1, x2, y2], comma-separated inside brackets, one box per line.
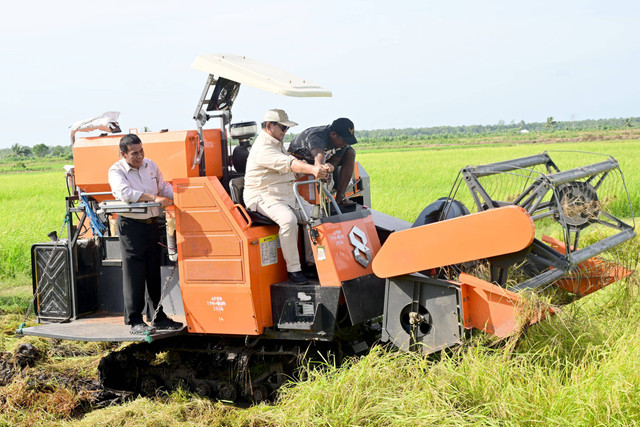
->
[191, 54, 332, 98]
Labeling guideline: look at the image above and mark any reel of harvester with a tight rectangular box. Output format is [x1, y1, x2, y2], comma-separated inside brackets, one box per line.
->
[375, 151, 636, 353]
[456, 151, 636, 296]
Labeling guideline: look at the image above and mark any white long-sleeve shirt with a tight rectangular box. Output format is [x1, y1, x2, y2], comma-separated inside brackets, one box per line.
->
[108, 158, 173, 219]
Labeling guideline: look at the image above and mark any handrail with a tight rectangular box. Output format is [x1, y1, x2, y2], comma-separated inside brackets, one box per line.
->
[232, 203, 252, 229]
[98, 200, 162, 214]
[293, 180, 341, 223]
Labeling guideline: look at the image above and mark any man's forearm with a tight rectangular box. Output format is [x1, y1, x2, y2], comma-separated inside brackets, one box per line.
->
[291, 159, 317, 175]
[291, 159, 330, 180]
[311, 149, 325, 165]
[137, 193, 155, 201]
[137, 192, 172, 207]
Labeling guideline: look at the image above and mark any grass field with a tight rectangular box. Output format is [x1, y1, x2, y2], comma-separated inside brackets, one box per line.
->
[1, 137, 640, 425]
[358, 140, 640, 222]
[0, 168, 69, 282]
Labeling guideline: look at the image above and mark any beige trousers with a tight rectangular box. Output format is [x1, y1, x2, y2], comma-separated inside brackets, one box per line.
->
[255, 198, 315, 273]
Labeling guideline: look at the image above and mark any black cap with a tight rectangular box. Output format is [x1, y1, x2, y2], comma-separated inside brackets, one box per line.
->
[330, 118, 357, 145]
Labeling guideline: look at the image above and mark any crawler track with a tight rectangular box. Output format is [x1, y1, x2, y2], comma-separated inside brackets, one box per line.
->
[98, 335, 339, 403]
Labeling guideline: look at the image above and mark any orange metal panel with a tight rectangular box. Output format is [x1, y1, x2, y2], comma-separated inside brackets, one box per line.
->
[176, 184, 210, 208]
[313, 213, 381, 287]
[245, 227, 288, 328]
[72, 135, 122, 198]
[372, 206, 535, 279]
[541, 235, 634, 296]
[180, 209, 233, 232]
[180, 234, 241, 258]
[182, 259, 244, 282]
[175, 178, 244, 286]
[459, 273, 553, 338]
[72, 129, 222, 200]
[202, 131, 223, 178]
[173, 176, 287, 335]
[459, 273, 522, 338]
[294, 174, 320, 204]
[294, 166, 361, 205]
[183, 285, 258, 335]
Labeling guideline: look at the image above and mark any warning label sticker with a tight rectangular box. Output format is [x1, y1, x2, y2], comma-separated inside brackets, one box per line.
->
[260, 235, 278, 266]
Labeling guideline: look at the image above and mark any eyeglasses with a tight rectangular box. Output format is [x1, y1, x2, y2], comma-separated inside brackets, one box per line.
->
[272, 122, 289, 132]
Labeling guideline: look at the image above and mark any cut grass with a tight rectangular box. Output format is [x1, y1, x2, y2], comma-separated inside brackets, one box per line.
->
[64, 276, 640, 425]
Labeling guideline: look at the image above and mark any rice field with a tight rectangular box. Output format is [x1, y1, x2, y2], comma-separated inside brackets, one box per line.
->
[358, 140, 640, 222]
[0, 170, 68, 283]
[2, 139, 639, 284]
[1, 138, 640, 425]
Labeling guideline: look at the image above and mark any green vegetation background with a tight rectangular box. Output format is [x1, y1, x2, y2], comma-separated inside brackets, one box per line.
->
[1, 128, 640, 425]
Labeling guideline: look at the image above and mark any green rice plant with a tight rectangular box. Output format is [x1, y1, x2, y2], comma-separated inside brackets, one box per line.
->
[242, 280, 640, 426]
[359, 140, 640, 222]
[0, 158, 68, 174]
[1, 138, 638, 283]
[0, 170, 69, 280]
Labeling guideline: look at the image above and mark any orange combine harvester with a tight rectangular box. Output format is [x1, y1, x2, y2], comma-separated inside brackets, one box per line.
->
[20, 54, 636, 402]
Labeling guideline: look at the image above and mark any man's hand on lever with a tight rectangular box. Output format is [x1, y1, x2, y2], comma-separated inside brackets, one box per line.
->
[312, 164, 332, 180]
[138, 192, 172, 207]
[292, 159, 333, 181]
[154, 196, 172, 208]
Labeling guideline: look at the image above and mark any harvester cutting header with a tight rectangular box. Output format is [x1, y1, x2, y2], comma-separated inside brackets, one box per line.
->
[20, 54, 636, 402]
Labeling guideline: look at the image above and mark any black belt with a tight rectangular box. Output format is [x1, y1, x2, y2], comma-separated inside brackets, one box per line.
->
[121, 216, 158, 224]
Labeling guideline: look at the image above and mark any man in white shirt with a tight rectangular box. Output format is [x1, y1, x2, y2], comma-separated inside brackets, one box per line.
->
[244, 109, 332, 284]
[108, 134, 183, 334]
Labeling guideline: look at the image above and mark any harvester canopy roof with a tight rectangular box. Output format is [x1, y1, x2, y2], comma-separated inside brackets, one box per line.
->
[192, 54, 332, 98]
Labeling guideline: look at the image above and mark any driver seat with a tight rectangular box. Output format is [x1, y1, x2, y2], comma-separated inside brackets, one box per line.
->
[228, 177, 276, 226]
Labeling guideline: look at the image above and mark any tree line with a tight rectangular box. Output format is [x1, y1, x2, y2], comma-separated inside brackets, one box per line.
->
[1, 143, 72, 160]
[4, 116, 638, 159]
[326, 116, 640, 144]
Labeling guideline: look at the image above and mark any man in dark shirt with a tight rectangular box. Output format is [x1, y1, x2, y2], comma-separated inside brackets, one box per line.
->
[288, 118, 357, 205]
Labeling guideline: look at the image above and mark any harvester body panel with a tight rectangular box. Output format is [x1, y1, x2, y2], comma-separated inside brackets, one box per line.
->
[313, 210, 382, 287]
[174, 176, 288, 335]
[73, 129, 223, 200]
[372, 205, 536, 278]
[458, 273, 546, 338]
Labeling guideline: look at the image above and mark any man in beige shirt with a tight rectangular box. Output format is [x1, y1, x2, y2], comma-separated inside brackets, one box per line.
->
[244, 109, 332, 284]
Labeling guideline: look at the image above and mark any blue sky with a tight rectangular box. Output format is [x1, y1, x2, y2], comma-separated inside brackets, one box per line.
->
[1, 0, 638, 148]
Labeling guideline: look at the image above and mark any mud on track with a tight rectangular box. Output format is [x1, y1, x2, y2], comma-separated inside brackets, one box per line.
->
[0, 340, 131, 421]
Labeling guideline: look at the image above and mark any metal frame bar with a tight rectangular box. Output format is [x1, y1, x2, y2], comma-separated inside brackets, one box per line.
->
[293, 180, 341, 224]
[456, 152, 636, 294]
[464, 153, 557, 178]
[511, 229, 636, 292]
